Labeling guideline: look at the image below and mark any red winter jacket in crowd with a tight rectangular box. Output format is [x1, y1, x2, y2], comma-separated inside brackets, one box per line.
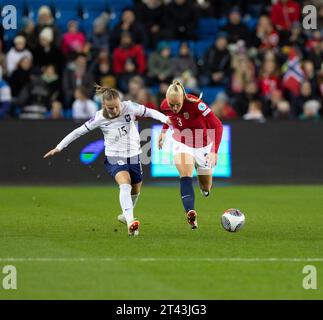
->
[270, 0, 301, 31]
[112, 44, 146, 74]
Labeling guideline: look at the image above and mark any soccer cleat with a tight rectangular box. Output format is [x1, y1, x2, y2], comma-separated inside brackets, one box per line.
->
[128, 220, 140, 236]
[117, 214, 127, 225]
[200, 189, 210, 197]
[118, 214, 138, 225]
[186, 210, 198, 229]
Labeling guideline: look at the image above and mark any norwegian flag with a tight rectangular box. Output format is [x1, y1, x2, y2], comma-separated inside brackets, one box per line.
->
[283, 48, 305, 96]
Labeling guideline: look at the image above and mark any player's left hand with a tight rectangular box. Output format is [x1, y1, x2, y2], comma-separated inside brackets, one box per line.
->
[166, 117, 172, 126]
[206, 152, 218, 167]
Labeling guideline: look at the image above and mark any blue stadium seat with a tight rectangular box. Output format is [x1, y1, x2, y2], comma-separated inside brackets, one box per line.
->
[200, 86, 225, 105]
[108, 0, 133, 12]
[53, 0, 80, 11]
[80, 0, 108, 12]
[55, 10, 81, 31]
[197, 18, 218, 40]
[194, 40, 213, 60]
[108, 11, 121, 30]
[217, 17, 228, 28]
[168, 40, 181, 57]
[244, 17, 258, 30]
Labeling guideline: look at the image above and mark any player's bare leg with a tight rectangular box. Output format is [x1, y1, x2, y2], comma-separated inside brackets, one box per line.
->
[174, 152, 198, 229]
[197, 169, 213, 197]
[115, 171, 140, 236]
[118, 181, 142, 225]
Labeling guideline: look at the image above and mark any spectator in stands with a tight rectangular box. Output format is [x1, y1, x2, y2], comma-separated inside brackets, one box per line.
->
[307, 31, 323, 72]
[270, 0, 301, 32]
[111, 8, 147, 49]
[243, 99, 265, 121]
[163, 0, 198, 40]
[287, 22, 307, 54]
[319, 4, 323, 32]
[147, 41, 172, 85]
[6, 36, 32, 76]
[112, 32, 146, 93]
[72, 86, 98, 120]
[33, 27, 64, 74]
[201, 32, 231, 87]
[124, 75, 145, 101]
[294, 81, 319, 117]
[274, 100, 292, 119]
[303, 60, 319, 95]
[221, 6, 251, 46]
[233, 81, 259, 116]
[61, 21, 86, 61]
[92, 50, 117, 89]
[299, 99, 321, 120]
[211, 92, 237, 120]
[18, 65, 62, 119]
[136, 0, 165, 48]
[90, 13, 110, 57]
[35, 6, 61, 47]
[0, 40, 6, 78]
[62, 53, 94, 108]
[195, 0, 215, 17]
[263, 88, 284, 117]
[256, 15, 279, 51]
[136, 88, 158, 110]
[171, 42, 198, 90]
[18, 18, 38, 52]
[155, 81, 169, 106]
[9, 56, 34, 98]
[270, 0, 301, 46]
[258, 53, 281, 99]
[0, 66, 11, 119]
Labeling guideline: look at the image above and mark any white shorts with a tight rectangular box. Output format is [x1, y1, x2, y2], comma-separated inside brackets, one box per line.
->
[172, 139, 214, 173]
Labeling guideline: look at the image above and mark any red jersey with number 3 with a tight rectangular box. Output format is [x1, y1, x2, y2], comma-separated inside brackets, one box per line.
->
[160, 94, 223, 153]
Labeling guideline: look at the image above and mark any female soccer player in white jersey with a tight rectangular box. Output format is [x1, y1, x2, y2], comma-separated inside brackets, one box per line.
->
[44, 85, 170, 236]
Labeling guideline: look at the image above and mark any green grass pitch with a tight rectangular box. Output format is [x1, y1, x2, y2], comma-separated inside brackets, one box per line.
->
[0, 185, 323, 300]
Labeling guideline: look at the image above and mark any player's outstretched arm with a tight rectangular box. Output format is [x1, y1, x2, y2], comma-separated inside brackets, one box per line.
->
[43, 148, 60, 158]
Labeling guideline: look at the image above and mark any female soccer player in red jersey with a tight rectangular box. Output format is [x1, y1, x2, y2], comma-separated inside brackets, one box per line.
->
[158, 80, 223, 229]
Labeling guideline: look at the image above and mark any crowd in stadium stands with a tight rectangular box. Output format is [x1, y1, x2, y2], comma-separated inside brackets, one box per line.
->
[0, 0, 322, 121]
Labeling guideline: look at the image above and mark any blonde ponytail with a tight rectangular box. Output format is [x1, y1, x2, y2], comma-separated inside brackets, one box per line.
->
[166, 79, 200, 103]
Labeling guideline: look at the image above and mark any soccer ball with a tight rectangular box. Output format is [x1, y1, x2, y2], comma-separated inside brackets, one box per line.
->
[221, 208, 245, 232]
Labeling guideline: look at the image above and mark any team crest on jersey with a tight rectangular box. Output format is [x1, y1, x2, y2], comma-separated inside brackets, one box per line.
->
[125, 114, 131, 122]
[198, 102, 207, 111]
[117, 160, 125, 165]
[184, 112, 189, 119]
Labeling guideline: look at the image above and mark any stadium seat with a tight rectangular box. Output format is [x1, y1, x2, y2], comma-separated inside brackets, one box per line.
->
[108, 0, 133, 12]
[168, 40, 181, 57]
[197, 18, 218, 40]
[200, 86, 225, 105]
[244, 16, 258, 30]
[217, 17, 228, 28]
[55, 10, 81, 31]
[53, 0, 80, 11]
[80, 0, 109, 12]
[194, 40, 213, 60]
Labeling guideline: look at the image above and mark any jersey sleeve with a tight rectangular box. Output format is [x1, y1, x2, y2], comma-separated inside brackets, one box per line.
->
[195, 101, 223, 153]
[129, 101, 168, 124]
[56, 111, 101, 151]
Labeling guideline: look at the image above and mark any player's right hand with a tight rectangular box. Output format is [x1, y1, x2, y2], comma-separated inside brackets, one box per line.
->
[43, 148, 60, 158]
[158, 132, 166, 150]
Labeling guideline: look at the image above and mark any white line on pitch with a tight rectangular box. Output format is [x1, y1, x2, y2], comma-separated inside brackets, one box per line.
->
[0, 258, 323, 262]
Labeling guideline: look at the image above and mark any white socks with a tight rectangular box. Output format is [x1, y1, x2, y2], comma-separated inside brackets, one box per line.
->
[131, 193, 140, 208]
[119, 184, 134, 225]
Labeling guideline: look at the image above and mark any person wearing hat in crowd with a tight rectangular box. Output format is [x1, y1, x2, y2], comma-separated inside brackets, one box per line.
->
[221, 6, 251, 46]
[35, 5, 61, 47]
[33, 27, 64, 74]
[200, 32, 231, 87]
[90, 13, 110, 57]
[6, 35, 32, 76]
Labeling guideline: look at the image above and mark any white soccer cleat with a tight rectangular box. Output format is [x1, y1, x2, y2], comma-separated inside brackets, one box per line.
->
[200, 189, 210, 197]
[128, 220, 140, 237]
[117, 214, 127, 225]
[186, 210, 198, 229]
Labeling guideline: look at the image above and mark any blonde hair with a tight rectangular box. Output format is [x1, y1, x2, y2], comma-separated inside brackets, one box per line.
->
[95, 84, 120, 118]
[166, 80, 199, 103]
[95, 84, 120, 100]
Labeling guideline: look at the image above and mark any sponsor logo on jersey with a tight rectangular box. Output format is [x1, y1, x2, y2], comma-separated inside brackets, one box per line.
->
[125, 114, 131, 122]
[184, 112, 189, 119]
[117, 160, 125, 165]
[198, 102, 207, 111]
